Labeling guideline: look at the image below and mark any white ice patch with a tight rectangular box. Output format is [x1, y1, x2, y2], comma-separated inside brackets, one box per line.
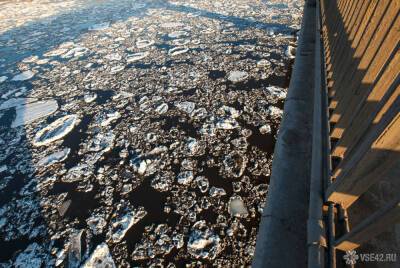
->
[228, 196, 249, 218]
[285, 45, 296, 59]
[267, 106, 283, 118]
[187, 221, 221, 260]
[257, 59, 271, 67]
[177, 171, 194, 185]
[111, 207, 147, 243]
[33, 114, 78, 146]
[89, 22, 110, 31]
[216, 118, 239, 130]
[161, 22, 185, 28]
[110, 65, 125, 74]
[227, 71, 248, 83]
[82, 243, 116, 268]
[168, 30, 189, 38]
[84, 92, 97, 103]
[126, 51, 149, 63]
[168, 47, 189, 56]
[155, 103, 168, 114]
[37, 148, 70, 167]
[11, 70, 35, 81]
[14, 243, 45, 268]
[265, 86, 287, 100]
[175, 101, 195, 114]
[44, 48, 68, 57]
[0, 76, 7, 83]
[105, 53, 122, 61]
[259, 124, 272, 135]
[136, 39, 154, 49]
[11, 99, 58, 127]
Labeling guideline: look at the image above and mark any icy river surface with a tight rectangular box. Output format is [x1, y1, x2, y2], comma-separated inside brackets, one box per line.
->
[0, 0, 303, 267]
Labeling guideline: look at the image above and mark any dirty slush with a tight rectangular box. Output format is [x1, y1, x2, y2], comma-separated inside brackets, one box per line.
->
[0, 0, 303, 267]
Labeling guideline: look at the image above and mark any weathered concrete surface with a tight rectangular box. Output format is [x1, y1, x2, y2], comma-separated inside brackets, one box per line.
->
[252, 0, 316, 267]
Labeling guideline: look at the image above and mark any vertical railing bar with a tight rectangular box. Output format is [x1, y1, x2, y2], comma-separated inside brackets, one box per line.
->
[319, 1, 336, 268]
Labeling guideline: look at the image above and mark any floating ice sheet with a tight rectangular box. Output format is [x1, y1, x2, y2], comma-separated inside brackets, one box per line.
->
[111, 206, 147, 243]
[11, 70, 35, 81]
[89, 22, 110, 31]
[33, 115, 78, 146]
[37, 148, 70, 167]
[12, 99, 58, 127]
[227, 71, 248, 83]
[82, 243, 116, 268]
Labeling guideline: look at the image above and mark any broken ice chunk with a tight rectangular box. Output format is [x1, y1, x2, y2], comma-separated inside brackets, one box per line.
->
[0, 165, 7, 173]
[99, 111, 121, 127]
[88, 22, 110, 31]
[186, 137, 200, 155]
[209, 186, 226, 197]
[161, 22, 185, 28]
[257, 59, 271, 67]
[151, 172, 174, 192]
[63, 163, 91, 182]
[126, 51, 149, 63]
[37, 148, 70, 167]
[227, 71, 248, 83]
[11, 70, 35, 81]
[110, 65, 125, 74]
[259, 124, 271, 135]
[265, 86, 287, 100]
[228, 196, 249, 218]
[267, 106, 283, 118]
[155, 103, 168, 114]
[175, 101, 195, 114]
[0, 76, 7, 83]
[168, 30, 189, 38]
[12, 99, 58, 127]
[195, 176, 209, 193]
[223, 153, 247, 177]
[33, 115, 78, 146]
[136, 39, 155, 49]
[168, 47, 189, 56]
[84, 92, 97, 103]
[14, 243, 45, 268]
[87, 214, 107, 235]
[286, 45, 296, 59]
[44, 48, 69, 57]
[220, 105, 240, 118]
[82, 243, 116, 268]
[187, 221, 221, 260]
[105, 53, 122, 61]
[216, 118, 239, 130]
[86, 132, 115, 153]
[68, 230, 84, 267]
[192, 108, 207, 119]
[110, 206, 147, 243]
[177, 171, 194, 185]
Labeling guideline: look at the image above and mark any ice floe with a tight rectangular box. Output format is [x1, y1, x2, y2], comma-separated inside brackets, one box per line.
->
[168, 47, 189, 56]
[126, 51, 149, 63]
[227, 71, 248, 83]
[89, 22, 110, 31]
[33, 115, 78, 146]
[228, 196, 249, 218]
[37, 148, 70, 167]
[11, 70, 35, 81]
[11, 99, 58, 127]
[110, 205, 147, 243]
[82, 243, 116, 268]
[187, 220, 221, 260]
